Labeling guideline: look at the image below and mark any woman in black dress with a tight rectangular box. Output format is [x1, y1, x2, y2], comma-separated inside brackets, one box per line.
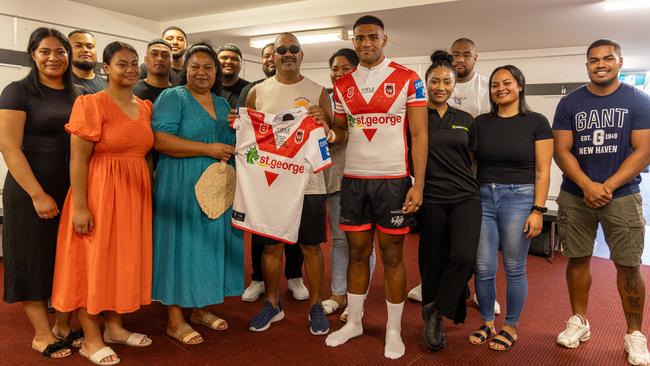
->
[0, 27, 82, 359]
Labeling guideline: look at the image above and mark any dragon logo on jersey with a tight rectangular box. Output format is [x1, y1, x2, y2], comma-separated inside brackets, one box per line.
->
[347, 113, 356, 128]
[294, 129, 305, 143]
[259, 123, 270, 134]
[246, 146, 260, 164]
[346, 87, 354, 99]
[384, 83, 395, 97]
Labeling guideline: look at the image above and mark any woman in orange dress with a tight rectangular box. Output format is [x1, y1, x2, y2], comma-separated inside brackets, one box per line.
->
[52, 41, 153, 366]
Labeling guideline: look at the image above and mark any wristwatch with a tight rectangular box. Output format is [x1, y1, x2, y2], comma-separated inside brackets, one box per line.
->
[531, 205, 548, 214]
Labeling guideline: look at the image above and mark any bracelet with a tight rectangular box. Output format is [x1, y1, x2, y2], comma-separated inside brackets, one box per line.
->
[327, 129, 336, 143]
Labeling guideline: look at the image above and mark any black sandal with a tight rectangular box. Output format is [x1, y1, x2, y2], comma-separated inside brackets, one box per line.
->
[63, 329, 84, 348]
[33, 339, 72, 358]
[469, 325, 494, 345]
[489, 329, 516, 351]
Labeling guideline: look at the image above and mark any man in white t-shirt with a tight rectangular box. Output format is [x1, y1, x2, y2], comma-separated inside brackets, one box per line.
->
[245, 33, 333, 336]
[448, 38, 491, 118]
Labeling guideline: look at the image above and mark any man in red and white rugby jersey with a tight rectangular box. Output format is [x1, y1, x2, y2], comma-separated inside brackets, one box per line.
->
[324, 15, 428, 359]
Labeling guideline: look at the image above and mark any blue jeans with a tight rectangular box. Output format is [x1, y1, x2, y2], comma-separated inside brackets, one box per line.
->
[474, 183, 534, 327]
[327, 192, 376, 296]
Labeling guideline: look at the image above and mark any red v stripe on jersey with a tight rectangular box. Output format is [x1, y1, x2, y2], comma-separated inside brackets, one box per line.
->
[362, 128, 377, 141]
[337, 66, 410, 115]
[264, 171, 279, 186]
[247, 109, 317, 159]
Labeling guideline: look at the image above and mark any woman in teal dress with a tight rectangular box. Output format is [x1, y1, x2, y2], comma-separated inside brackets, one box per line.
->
[152, 42, 243, 345]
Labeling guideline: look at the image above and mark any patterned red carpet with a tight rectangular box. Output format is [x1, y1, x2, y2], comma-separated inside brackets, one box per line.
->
[0, 234, 648, 365]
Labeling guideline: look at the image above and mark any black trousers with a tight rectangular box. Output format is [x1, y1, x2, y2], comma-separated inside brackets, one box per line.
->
[251, 234, 303, 281]
[418, 199, 481, 323]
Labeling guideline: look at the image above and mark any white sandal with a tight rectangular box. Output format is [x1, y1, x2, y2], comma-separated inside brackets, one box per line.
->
[322, 299, 341, 315]
[103, 332, 152, 347]
[79, 346, 120, 366]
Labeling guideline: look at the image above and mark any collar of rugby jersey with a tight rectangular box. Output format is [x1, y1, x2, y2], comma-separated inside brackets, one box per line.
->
[356, 56, 390, 73]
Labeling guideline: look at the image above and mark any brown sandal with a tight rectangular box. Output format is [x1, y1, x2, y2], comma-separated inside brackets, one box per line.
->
[469, 325, 495, 345]
[489, 329, 517, 351]
[167, 323, 203, 345]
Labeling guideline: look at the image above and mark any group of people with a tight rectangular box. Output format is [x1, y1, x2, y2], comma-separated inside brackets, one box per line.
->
[0, 12, 648, 366]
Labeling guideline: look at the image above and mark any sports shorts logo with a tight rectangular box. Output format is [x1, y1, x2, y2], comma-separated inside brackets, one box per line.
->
[259, 123, 269, 134]
[390, 215, 404, 227]
[294, 129, 305, 143]
[346, 87, 354, 99]
[384, 83, 395, 97]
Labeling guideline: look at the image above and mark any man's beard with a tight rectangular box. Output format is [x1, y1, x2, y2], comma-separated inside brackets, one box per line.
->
[455, 66, 470, 79]
[264, 67, 276, 78]
[172, 50, 186, 60]
[73, 60, 95, 71]
[222, 72, 237, 82]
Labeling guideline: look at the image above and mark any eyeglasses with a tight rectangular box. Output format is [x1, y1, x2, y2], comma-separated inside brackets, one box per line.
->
[275, 45, 301, 55]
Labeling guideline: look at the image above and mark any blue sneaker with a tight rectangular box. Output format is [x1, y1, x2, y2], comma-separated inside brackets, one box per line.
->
[309, 303, 330, 335]
[249, 301, 284, 332]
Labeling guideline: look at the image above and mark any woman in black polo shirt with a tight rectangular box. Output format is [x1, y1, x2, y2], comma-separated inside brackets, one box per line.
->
[469, 65, 553, 351]
[418, 51, 481, 351]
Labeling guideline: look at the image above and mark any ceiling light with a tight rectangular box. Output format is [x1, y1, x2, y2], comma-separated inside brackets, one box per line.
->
[604, 0, 650, 11]
[250, 28, 347, 48]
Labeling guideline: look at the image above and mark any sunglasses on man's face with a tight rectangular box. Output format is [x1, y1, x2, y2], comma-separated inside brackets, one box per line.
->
[275, 45, 301, 55]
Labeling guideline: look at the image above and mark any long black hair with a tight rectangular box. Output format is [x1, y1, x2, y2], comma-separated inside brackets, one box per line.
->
[488, 64, 530, 115]
[24, 27, 77, 100]
[425, 50, 456, 81]
[179, 41, 222, 95]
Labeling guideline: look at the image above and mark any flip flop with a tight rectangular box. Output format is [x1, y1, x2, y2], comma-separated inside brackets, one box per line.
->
[191, 312, 228, 330]
[103, 332, 152, 347]
[167, 323, 204, 345]
[79, 346, 120, 366]
[322, 299, 340, 315]
[31, 339, 72, 359]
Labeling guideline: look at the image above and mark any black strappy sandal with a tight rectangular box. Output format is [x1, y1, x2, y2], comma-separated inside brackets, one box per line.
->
[63, 329, 84, 348]
[469, 325, 494, 345]
[33, 339, 72, 358]
[489, 329, 517, 351]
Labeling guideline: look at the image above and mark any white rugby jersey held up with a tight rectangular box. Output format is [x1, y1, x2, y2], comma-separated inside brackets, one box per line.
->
[332, 57, 427, 179]
[231, 107, 332, 244]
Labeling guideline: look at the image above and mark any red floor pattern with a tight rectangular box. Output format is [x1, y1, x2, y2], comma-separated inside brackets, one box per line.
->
[1, 233, 649, 365]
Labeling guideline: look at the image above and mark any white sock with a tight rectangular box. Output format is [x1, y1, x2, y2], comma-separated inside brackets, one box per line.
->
[325, 293, 364, 347]
[384, 300, 405, 359]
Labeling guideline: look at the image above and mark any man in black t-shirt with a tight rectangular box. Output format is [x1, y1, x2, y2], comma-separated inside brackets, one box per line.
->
[133, 39, 172, 103]
[216, 43, 250, 108]
[68, 30, 107, 93]
[140, 26, 187, 86]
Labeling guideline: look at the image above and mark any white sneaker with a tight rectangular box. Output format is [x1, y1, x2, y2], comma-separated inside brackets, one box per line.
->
[557, 315, 591, 348]
[407, 284, 422, 302]
[242, 281, 265, 302]
[472, 293, 501, 315]
[287, 278, 309, 300]
[624, 331, 650, 366]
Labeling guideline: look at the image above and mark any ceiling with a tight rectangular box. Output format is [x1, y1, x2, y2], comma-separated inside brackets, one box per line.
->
[69, 0, 650, 63]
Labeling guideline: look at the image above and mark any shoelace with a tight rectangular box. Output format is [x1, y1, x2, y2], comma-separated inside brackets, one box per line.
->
[255, 303, 276, 322]
[563, 320, 585, 335]
[311, 305, 326, 322]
